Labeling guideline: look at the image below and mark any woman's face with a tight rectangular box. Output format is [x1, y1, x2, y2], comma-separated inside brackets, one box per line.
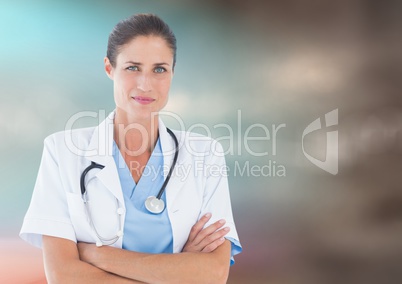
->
[105, 35, 174, 121]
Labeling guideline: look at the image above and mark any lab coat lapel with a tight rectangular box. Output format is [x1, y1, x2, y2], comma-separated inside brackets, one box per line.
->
[84, 111, 124, 204]
[159, 118, 183, 213]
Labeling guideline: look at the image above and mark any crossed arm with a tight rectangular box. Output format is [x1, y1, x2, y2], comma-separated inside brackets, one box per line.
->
[42, 214, 231, 284]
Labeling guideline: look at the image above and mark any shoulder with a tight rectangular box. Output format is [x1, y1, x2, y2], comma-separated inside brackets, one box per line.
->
[44, 126, 96, 144]
[43, 126, 96, 154]
[170, 129, 224, 158]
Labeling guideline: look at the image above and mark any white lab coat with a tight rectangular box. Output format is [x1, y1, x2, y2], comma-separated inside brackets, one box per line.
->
[20, 111, 240, 254]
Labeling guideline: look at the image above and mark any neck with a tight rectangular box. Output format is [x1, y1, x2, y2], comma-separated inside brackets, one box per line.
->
[113, 108, 159, 156]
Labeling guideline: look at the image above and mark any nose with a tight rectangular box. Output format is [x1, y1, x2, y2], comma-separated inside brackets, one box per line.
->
[137, 73, 152, 92]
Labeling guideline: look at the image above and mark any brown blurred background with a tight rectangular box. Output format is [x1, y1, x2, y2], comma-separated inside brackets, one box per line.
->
[223, 1, 402, 283]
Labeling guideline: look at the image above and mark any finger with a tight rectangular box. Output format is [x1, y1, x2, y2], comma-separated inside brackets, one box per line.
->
[202, 236, 226, 253]
[198, 226, 230, 251]
[192, 219, 226, 246]
[187, 213, 212, 242]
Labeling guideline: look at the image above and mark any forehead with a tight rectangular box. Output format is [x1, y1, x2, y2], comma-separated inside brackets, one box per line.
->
[116, 35, 173, 64]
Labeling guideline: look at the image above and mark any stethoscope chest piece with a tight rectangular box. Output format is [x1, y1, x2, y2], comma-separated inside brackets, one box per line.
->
[145, 196, 165, 214]
[143, 128, 178, 215]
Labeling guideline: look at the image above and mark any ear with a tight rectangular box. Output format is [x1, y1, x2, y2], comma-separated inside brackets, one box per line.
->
[104, 57, 114, 80]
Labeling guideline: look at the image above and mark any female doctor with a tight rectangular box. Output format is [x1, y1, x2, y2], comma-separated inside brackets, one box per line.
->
[20, 13, 241, 283]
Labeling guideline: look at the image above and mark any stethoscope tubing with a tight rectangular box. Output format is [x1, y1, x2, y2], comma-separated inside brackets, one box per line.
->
[80, 162, 104, 196]
[79, 128, 179, 245]
[156, 128, 179, 199]
[80, 128, 179, 210]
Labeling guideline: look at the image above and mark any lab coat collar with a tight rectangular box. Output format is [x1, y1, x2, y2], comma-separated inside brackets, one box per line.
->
[85, 111, 115, 166]
[158, 117, 175, 180]
[158, 118, 183, 214]
[84, 111, 123, 204]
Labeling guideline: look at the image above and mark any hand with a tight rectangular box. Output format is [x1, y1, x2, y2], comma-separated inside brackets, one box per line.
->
[182, 213, 230, 253]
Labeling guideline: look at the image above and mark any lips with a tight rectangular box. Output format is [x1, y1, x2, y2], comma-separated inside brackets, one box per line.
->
[132, 96, 155, 105]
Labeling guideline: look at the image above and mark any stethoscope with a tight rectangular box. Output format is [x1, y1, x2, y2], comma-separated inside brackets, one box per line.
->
[80, 128, 179, 246]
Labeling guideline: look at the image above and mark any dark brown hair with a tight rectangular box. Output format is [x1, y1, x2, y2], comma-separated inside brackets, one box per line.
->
[107, 13, 177, 68]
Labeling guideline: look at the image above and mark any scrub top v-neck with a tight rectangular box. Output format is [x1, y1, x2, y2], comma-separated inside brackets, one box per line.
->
[112, 138, 173, 253]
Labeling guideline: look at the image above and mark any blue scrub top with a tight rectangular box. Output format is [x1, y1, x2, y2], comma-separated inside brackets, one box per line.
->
[113, 138, 173, 253]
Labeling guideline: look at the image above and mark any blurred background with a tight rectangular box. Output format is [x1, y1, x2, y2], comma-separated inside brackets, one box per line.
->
[1, 0, 402, 283]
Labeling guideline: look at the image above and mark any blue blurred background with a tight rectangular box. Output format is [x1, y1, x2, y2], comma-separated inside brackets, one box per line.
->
[1, 0, 402, 283]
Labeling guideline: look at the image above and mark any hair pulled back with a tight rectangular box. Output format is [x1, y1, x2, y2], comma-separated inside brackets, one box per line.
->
[107, 14, 177, 68]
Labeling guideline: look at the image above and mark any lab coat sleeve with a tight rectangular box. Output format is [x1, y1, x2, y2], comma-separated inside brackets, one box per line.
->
[20, 135, 76, 248]
[201, 141, 242, 265]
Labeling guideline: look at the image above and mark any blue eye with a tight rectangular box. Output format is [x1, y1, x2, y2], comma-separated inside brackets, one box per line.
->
[127, 66, 139, 71]
[154, 67, 166, 73]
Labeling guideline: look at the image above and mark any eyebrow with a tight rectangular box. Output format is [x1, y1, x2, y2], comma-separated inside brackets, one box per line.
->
[125, 61, 170, 66]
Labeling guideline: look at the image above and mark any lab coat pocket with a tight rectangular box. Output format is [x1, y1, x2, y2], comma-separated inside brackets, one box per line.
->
[66, 192, 97, 243]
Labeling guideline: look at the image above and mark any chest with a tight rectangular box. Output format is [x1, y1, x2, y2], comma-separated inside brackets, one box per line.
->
[123, 153, 151, 184]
